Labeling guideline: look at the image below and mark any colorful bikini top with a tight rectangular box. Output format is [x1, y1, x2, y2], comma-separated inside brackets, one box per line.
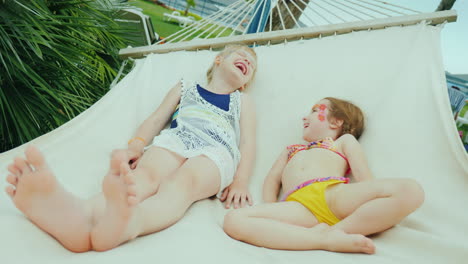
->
[287, 137, 351, 174]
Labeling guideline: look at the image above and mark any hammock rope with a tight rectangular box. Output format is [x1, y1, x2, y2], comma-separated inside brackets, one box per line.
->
[119, 0, 457, 58]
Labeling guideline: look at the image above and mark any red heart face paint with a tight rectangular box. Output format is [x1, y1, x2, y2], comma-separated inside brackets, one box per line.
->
[313, 104, 327, 122]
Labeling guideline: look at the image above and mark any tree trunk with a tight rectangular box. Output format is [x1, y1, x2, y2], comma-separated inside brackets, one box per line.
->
[267, 0, 310, 31]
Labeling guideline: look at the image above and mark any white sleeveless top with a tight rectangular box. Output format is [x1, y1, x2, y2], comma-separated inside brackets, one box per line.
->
[150, 80, 242, 197]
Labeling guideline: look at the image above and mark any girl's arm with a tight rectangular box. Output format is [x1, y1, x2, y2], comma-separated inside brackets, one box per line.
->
[220, 93, 256, 209]
[340, 134, 373, 182]
[263, 149, 288, 203]
[127, 82, 182, 155]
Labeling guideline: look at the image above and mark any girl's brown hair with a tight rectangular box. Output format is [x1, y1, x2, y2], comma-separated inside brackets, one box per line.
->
[324, 97, 365, 139]
[206, 45, 257, 90]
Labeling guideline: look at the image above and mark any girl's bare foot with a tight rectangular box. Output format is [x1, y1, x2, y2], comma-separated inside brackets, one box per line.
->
[109, 149, 160, 202]
[312, 224, 375, 254]
[4, 145, 91, 252]
[91, 160, 140, 251]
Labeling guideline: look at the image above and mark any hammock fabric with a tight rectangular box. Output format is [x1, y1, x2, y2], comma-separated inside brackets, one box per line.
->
[1, 23, 467, 263]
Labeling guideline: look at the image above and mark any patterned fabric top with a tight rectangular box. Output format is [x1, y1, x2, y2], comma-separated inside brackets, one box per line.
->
[171, 84, 230, 128]
[150, 79, 242, 198]
[173, 79, 242, 160]
[287, 137, 350, 174]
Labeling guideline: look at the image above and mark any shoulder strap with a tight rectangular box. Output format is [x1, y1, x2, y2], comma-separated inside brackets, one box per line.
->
[180, 79, 196, 101]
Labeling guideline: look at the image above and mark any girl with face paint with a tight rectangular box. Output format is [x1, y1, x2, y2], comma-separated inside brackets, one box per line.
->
[223, 97, 425, 254]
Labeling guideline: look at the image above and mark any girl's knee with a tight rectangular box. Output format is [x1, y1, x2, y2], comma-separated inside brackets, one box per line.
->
[223, 209, 248, 239]
[392, 178, 425, 210]
[405, 179, 425, 208]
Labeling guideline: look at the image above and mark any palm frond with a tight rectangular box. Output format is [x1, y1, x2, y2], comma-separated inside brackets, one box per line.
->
[0, 0, 135, 152]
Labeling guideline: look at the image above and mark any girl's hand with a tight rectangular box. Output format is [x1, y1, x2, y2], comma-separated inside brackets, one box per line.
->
[111, 149, 143, 170]
[127, 148, 143, 169]
[220, 179, 253, 209]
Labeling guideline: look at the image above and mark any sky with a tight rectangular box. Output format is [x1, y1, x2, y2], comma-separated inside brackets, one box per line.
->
[297, 0, 467, 74]
[391, 0, 468, 74]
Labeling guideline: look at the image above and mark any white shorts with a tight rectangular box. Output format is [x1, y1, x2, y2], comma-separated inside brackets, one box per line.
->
[149, 128, 236, 198]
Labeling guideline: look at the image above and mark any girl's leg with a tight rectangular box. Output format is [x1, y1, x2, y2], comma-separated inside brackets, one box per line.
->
[135, 155, 222, 236]
[327, 178, 425, 235]
[115, 146, 186, 202]
[223, 202, 375, 253]
[87, 147, 185, 251]
[4, 146, 184, 252]
[5, 146, 94, 252]
[90, 155, 220, 251]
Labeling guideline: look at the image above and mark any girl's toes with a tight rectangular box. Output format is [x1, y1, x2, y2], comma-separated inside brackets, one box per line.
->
[127, 196, 138, 206]
[5, 186, 16, 198]
[124, 173, 135, 185]
[14, 157, 32, 173]
[6, 174, 18, 186]
[8, 164, 20, 176]
[127, 185, 137, 196]
[120, 163, 130, 176]
[24, 145, 47, 169]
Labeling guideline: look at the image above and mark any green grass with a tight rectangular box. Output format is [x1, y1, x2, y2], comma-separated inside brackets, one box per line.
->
[456, 101, 468, 150]
[129, 0, 234, 39]
[129, 0, 183, 37]
[459, 102, 468, 117]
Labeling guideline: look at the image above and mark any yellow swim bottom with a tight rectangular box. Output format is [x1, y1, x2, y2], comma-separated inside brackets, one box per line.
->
[285, 179, 347, 226]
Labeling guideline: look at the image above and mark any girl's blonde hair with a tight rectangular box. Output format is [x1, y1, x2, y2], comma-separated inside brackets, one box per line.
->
[206, 45, 257, 90]
[324, 97, 365, 139]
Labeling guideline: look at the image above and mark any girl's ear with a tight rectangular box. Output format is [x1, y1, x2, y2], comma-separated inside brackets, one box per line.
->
[329, 118, 344, 130]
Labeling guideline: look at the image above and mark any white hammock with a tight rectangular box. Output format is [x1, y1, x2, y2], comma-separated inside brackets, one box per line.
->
[1, 21, 467, 263]
[1, 0, 467, 261]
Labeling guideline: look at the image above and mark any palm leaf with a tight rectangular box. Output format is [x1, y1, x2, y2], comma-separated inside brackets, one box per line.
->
[0, 0, 135, 152]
